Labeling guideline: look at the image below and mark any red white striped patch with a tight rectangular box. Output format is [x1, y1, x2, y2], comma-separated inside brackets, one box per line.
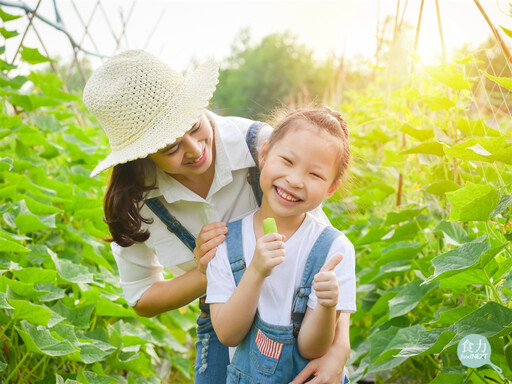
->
[255, 329, 283, 360]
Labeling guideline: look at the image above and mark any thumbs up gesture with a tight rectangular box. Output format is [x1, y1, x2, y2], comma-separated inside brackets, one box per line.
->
[313, 254, 343, 308]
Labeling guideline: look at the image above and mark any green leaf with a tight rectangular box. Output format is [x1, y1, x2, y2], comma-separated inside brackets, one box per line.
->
[455, 116, 501, 137]
[0, 238, 30, 253]
[0, 292, 14, 309]
[424, 180, 460, 196]
[444, 137, 512, 164]
[13, 268, 57, 284]
[430, 306, 476, 326]
[425, 66, 473, 90]
[20, 46, 55, 65]
[0, 7, 21, 21]
[446, 182, 501, 221]
[418, 95, 455, 111]
[384, 207, 426, 225]
[95, 298, 135, 318]
[376, 242, 424, 267]
[423, 237, 506, 284]
[489, 195, 512, 218]
[481, 70, 512, 92]
[433, 221, 469, 244]
[399, 123, 434, 141]
[112, 351, 154, 377]
[401, 142, 445, 157]
[501, 26, 512, 38]
[17, 320, 78, 356]
[10, 299, 64, 327]
[429, 373, 464, 384]
[389, 281, 438, 319]
[0, 27, 18, 39]
[51, 302, 95, 329]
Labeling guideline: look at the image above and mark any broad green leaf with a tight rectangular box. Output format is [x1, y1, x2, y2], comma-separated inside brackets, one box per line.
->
[0, 292, 13, 309]
[389, 281, 438, 319]
[433, 221, 469, 244]
[430, 306, 476, 326]
[429, 373, 464, 384]
[423, 237, 506, 284]
[171, 355, 192, 379]
[384, 207, 425, 225]
[112, 351, 153, 377]
[418, 95, 455, 111]
[1, 275, 43, 299]
[501, 26, 512, 38]
[0, 27, 18, 39]
[376, 242, 424, 267]
[399, 123, 434, 141]
[444, 137, 512, 164]
[77, 370, 118, 384]
[20, 46, 55, 65]
[480, 70, 512, 92]
[489, 194, 512, 218]
[49, 250, 95, 284]
[424, 180, 460, 196]
[455, 116, 501, 137]
[36, 283, 66, 302]
[369, 291, 398, 315]
[10, 299, 64, 327]
[0, 7, 21, 21]
[13, 268, 57, 284]
[446, 182, 501, 221]
[51, 302, 95, 329]
[95, 298, 135, 317]
[17, 320, 78, 356]
[0, 238, 29, 253]
[425, 66, 473, 90]
[401, 142, 445, 157]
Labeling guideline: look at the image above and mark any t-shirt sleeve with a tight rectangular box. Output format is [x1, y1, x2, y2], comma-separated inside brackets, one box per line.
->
[206, 242, 237, 304]
[308, 235, 356, 313]
[111, 241, 164, 307]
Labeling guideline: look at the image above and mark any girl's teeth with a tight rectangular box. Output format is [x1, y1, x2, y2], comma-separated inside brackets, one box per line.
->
[277, 187, 299, 202]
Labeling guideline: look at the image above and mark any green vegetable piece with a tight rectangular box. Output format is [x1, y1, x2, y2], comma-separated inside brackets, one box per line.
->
[263, 218, 278, 234]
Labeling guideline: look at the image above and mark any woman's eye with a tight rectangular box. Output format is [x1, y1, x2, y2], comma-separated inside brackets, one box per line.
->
[166, 145, 179, 156]
[190, 123, 201, 134]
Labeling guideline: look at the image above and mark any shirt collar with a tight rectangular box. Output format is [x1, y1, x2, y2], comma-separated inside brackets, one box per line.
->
[146, 111, 256, 204]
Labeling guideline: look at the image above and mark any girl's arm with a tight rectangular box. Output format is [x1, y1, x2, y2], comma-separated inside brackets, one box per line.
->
[291, 314, 351, 384]
[297, 253, 343, 359]
[210, 232, 285, 347]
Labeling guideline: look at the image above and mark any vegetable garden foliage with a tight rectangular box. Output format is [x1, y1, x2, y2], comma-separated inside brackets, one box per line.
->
[325, 58, 512, 382]
[0, 8, 197, 384]
[1, 6, 512, 384]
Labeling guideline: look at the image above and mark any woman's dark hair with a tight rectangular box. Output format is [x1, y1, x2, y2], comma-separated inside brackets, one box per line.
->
[103, 158, 156, 247]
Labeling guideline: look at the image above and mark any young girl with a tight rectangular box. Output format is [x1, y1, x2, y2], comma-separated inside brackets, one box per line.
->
[206, 108, 355, 383]
[84, 49, 350, 383]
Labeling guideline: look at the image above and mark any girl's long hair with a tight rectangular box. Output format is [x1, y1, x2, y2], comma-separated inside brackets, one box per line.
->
[103, 158, 156, 247]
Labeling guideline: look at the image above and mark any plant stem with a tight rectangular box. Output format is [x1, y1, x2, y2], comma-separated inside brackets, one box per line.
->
[5, 352, 30, 382]
[483, 269, 504, 306]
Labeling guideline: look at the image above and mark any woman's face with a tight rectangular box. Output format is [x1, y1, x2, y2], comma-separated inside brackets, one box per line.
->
[149, 113, 215, 179]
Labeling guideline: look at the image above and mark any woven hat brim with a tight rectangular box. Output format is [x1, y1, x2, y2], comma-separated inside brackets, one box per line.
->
[90, 59, 219, 177]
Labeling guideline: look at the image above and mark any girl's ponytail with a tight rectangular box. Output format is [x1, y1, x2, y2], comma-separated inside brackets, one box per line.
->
[103, 159, 155, 247]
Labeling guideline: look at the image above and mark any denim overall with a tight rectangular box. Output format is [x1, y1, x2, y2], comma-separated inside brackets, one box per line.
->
[224, 219, 349, 384]
[145, 121, 264, 383]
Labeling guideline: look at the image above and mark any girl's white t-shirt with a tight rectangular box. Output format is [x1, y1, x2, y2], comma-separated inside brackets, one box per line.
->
[206, 211, 356, 327]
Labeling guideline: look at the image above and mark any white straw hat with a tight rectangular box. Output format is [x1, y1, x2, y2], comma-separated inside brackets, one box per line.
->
[83, 50, 219, 177]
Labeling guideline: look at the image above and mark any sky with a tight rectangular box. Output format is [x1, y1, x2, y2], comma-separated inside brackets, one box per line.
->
[2, 0, 512, 72]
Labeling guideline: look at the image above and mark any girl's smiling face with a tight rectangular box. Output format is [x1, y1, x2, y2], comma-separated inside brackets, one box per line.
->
[149, 113, 215, 180]
[258, 120, 341, 218]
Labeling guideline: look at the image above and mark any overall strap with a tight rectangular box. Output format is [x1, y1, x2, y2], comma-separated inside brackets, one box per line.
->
[226, 220, 247, 286]
[291, 226, 340, 337]
[145, 197, 196, 252]
[246, 121, 265, 206]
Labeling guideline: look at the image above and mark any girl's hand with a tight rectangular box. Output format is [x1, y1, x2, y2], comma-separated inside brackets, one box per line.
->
[289, 350, 344, 384]
[313, 254, 343, 308]
[194, 222, 228, 274]
[250, 233, 286, 277]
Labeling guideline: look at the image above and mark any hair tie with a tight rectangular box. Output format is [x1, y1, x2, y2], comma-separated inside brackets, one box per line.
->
[324, 106, 349, 136]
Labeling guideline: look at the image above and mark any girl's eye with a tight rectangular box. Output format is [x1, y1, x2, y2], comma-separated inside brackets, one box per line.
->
[310, 173, 325, 180]
[190, 123, 201, 135]
[281, 157, 292, 164]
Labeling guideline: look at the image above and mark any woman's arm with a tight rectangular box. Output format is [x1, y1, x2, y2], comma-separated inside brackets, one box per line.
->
[133, 268, 206, 317]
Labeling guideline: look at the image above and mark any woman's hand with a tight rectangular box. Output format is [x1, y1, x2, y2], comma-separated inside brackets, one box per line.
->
[194, 222, 227, 274]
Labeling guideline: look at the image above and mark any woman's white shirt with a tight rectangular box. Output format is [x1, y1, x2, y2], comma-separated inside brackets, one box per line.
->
[112, 111, 271, 306]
